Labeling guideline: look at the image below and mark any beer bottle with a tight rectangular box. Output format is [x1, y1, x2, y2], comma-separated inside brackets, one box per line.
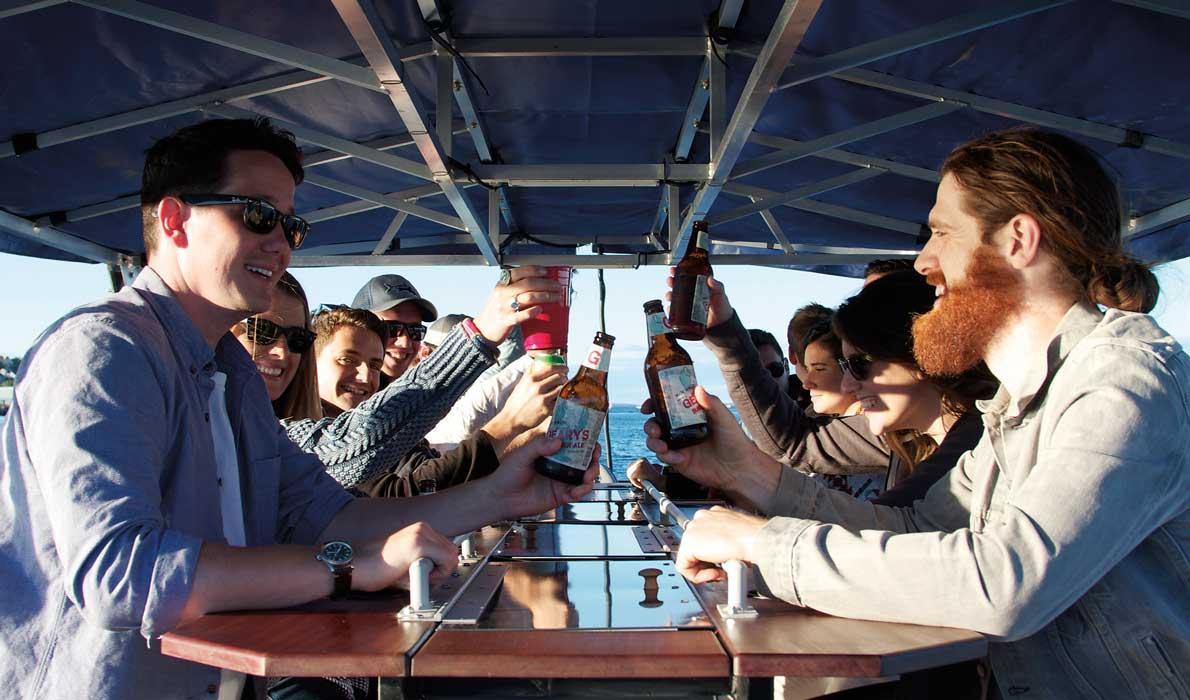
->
[642, 300, 708, 449]
[535, 332, 615, 485]
[668, 220, 713, 340]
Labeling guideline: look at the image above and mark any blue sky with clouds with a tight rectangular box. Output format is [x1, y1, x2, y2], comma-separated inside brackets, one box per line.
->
[2, 253, 1188, 407]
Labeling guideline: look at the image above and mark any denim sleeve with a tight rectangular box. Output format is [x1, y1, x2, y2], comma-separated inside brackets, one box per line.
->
[272, 418, 355, 545]
[19, 317, 202, 640]
[752, 343, 1189, 640]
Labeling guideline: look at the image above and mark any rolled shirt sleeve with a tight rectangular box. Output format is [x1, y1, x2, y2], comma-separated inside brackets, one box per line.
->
[750, 342, 1189, 641]
[20, 318, 203, 639]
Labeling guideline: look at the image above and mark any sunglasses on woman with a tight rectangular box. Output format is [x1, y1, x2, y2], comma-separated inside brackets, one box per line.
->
[241, 317, 315, 354]
[837, 353, 874, 381]
[180, 194, 310, 249]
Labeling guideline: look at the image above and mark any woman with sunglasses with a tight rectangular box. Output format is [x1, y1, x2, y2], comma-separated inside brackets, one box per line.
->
[642, 270, 993, 508]
[640, 271, 890, 485]
[236, 271, 568, 495]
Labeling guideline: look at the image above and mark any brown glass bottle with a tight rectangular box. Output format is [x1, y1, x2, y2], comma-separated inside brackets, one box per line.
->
[669, 220, 713, 340]
[642, 300, 709, 449]
[535, 332, 615, 485]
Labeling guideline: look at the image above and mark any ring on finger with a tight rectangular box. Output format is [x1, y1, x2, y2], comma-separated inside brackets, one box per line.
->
[498, 268, 512, 286]
[509, 297, 520, 311]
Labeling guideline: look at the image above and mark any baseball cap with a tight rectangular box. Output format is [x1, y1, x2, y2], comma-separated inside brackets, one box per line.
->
[424, 314, 469, 348]
[352, 274, 438, 322]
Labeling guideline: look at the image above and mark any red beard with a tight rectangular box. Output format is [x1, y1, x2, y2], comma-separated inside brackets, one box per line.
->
[912, 247, 1023, 376]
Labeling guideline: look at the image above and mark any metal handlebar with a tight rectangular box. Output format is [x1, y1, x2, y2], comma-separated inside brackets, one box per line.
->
[398, 531, 479, 620]
[640, 479, 758, 620]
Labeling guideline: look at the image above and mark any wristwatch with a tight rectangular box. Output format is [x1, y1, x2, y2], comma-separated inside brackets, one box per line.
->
[316, 541, 354, 598]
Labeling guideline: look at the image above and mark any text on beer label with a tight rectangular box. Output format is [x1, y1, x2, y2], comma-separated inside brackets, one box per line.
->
[544, 398, 607, 469]
[646, 312, 669, 337]
[581, 343, 612, 371]
[691, 275, 710, 325]
[658, 365, 704, 429]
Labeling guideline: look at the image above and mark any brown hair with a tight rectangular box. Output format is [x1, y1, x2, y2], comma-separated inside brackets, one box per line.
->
[942, 128, 1158, 313]
[141, 118, 303, 257]
[311, 307, 387, 357]
[786, 303, 833, 363]
[267, 273, 321, 421]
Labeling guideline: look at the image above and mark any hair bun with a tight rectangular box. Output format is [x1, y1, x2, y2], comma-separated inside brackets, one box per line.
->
[1088, 255, 1159, 313]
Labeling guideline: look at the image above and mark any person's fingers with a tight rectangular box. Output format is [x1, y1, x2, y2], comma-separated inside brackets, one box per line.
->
[693, 386, 733, 424]
[646, 438, 686, 464]
[639, 398, 655, 415]
[690, 565, 727, 584]
[512, 290, 562, 306]
[642, 417, 661, 436]
[664, 290, 673, 303]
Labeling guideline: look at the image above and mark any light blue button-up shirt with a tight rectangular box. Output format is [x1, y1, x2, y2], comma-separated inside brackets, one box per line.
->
[0, 268, 354, 699]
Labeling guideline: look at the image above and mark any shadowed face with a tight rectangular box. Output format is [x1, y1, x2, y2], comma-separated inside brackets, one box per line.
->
[374, 301, 424, 380]
[316, 325, 384, 412]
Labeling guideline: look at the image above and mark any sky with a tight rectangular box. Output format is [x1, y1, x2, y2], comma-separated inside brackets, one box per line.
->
[1, 252, 1188, 407]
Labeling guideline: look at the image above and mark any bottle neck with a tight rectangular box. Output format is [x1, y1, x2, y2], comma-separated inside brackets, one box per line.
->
[645, 311, 670, 340]
[577, 342, 612, 383]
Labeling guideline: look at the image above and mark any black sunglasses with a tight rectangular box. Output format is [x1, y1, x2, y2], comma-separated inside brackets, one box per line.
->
[241, 317, 315, 354]
[380, 320, 427, 342]
[180, 194, 310, 249]
[765, 358, 789, 379]
[837, 353, 875, 381]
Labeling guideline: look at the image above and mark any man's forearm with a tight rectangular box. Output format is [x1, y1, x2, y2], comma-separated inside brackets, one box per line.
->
[320, 481, 502, 542]
[181, 542, 332, 623]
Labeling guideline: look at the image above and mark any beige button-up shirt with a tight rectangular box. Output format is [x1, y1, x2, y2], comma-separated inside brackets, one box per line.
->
[753, 302, 1189, 699]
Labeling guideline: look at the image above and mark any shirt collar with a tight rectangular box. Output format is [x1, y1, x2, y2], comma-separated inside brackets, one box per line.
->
[132, 267, 216, 376]
[978, 300, 1105, 421]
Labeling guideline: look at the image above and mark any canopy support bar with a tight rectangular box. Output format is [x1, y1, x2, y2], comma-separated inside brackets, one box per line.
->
[1126, 199, 1190, 240]
[723, 182, 922, 237]
[0, 210, 121, 264]
[674, 0, 826, 260]
[709, 168, 886, 226]
[335, 0, 501, 265]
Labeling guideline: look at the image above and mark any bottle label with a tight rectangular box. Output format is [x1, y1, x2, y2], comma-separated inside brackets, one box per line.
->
[581, 343, 612, 371]
[658, 365, 704, 429]
[691, 275, 710, 325]
[646, 312, 669, 337]
[545, 398, 606, 469]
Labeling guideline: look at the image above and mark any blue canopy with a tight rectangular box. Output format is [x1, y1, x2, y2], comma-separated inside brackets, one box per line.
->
[1, 0, 1187, 276]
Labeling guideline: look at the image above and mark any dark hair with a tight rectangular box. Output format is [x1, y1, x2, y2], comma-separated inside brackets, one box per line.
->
[269, 273, 321, 421]
[786, 303, 833, 363]
[800, 320, 842, 360]
[141, 118, 304, 255]
[942, 128, 1158, 312]
[863, 258, 915, 281]
[748, 328, 783, 358]
[312, 307, 387, 357]
[834, 270, 997, 468]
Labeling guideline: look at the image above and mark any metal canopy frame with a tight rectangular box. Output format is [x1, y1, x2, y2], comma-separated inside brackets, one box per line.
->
[1, 0, 1187, 270]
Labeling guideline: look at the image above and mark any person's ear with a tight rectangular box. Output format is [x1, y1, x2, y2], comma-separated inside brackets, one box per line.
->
[1003, 213, 1042, 270]
[156, 196, 190, 250]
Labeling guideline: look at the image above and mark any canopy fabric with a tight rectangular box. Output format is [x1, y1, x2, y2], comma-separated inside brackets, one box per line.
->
[1, 0, 1187, 276]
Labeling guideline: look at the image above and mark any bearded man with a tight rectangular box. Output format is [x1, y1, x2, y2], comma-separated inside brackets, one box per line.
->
[644, 129, 1189, 699]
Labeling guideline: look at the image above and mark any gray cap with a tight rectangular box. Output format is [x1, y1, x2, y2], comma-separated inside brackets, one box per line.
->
[424, 314, 469, 347]
[352, 274, 438, 322]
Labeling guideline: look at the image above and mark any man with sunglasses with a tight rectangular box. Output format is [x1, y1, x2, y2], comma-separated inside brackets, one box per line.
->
[352, 274, 435, 386]
[0, 118, 594, 700]
[652, 130, 1189, 698]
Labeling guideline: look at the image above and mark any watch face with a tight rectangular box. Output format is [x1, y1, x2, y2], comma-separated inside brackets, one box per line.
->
[320, 541, 353, 566]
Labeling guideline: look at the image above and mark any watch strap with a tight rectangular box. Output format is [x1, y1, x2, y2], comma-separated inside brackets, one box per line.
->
[331, 565, 352, 598]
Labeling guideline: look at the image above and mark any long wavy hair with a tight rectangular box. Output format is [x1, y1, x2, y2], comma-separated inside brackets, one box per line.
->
[833, 270, 996, 470]
[267, 273, 322, 421]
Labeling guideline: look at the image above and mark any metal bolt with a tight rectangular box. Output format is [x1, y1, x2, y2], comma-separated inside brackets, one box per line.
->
[692, 120, 700, 128]
[470, 121, 478, 129]
[701, 79, 710, 90]
[453, 80, 462, 91]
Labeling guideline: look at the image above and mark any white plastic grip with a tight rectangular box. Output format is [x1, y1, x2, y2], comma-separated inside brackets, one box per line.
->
[408, 556, 435, 612]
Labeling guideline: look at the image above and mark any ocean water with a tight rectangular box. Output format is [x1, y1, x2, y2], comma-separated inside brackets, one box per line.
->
[599, 404, 739, 481]
[600, 405, 654, 481]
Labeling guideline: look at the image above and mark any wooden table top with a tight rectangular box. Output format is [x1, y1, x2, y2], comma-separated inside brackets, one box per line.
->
[161, 594, 433, 678]
[693, 580, 987, 678]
